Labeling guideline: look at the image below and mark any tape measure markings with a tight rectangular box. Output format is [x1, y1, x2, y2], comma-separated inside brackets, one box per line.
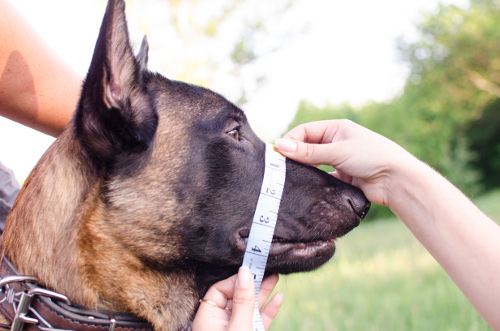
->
[241, 143, 286, 331]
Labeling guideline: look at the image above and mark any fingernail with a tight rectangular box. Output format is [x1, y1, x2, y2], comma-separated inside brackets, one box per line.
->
[275, 139, 297, 153]
[236, 266, 251, 289]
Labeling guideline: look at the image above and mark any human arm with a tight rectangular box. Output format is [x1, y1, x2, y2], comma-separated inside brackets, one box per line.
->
[192, 266, 283, 331]
[275, 119, 500, 329]
[0, 0, 82, 137]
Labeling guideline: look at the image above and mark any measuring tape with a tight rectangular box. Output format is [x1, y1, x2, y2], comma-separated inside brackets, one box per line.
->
[241, 143, 286, 331]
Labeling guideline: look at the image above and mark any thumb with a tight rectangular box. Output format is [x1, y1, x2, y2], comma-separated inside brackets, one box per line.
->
[228, 266, 256, 331]
[275, 138, 340, 168]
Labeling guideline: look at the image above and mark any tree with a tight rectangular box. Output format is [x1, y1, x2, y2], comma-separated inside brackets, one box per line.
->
[395, 0, 500, 194]
[285, 0, 500, 202]
[285, 100, 358, 132]
[466, 99, 500, 190]
[127, 0, 299, 105]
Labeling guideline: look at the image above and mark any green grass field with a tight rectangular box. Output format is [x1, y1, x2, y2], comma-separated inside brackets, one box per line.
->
[269, 189, 500, 330]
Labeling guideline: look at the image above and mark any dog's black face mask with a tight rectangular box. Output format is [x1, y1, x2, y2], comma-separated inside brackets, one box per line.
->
[169, 91, 370, 286]
[74, 0, 370, 298]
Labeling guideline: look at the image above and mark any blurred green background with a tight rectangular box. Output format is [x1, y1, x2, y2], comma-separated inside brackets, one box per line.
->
[270, 190, 500, 330]
[3, 0, 500, 329]
[286, 0, 500, 219]
[271, 0, 500, 329]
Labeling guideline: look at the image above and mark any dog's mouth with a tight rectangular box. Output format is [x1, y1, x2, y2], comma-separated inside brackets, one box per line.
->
[235, 228, 336, 259]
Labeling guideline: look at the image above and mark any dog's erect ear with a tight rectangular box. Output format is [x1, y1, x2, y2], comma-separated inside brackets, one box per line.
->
[136, 35, 149, 70]
[75, 0, 157, 162]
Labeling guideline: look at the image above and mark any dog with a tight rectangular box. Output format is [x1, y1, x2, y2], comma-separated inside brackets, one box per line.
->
[1, 0, 370, 330]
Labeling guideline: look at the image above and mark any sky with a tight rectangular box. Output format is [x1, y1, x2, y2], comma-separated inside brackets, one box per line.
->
[1, 0, 468, 181]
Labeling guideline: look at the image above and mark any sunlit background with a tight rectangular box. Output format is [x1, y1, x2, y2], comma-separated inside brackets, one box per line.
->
[2, 1, 499, 329]
[1, 0, 467, 181]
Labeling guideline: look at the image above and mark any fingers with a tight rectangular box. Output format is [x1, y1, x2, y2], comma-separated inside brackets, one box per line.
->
[192, 300, 231, 330]
[261, 292, 284, 330]
[201, 274, 238, 309]
[329, 169, 354, 185]
[192, 275, 237, 331]
[193, 269, 283, 331]
[275, 137, 346, 168]
[282, 120, 344, 143]
[257, 274, 279, 309]
[227, 266, 255, 331]
[276, 120, 356, 168]
[257, 275, 282, 330]
[228, 270, 284, 331]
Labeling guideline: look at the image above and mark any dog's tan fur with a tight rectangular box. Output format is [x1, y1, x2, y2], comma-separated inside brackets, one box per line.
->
[3, 117, 204, 331]
[1, 1, 369, 330]
[3, 120, 197, 328]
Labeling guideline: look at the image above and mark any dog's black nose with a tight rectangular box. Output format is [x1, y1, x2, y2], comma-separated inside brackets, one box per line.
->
[346, 191, 371, 220]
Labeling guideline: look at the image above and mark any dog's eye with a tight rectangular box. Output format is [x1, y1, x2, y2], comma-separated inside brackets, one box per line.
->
[227, 129, 240, 141]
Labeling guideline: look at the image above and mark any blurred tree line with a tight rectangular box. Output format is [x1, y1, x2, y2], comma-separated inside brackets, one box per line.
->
[285, 0, 500, 217]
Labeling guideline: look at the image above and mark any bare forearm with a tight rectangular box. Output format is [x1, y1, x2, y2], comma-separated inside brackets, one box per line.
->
[389, 157, 500, 328]
[277, 120, 500, 328]
[0, 0, 81, 137]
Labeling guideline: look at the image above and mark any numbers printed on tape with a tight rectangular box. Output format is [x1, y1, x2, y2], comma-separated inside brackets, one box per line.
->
[241, 143, 286, 331]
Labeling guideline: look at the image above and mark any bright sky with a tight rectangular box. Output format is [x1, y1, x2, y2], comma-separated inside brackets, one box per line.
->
[1, 0, 468, 181]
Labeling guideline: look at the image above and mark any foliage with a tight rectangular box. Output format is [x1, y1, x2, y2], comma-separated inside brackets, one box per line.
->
[394, 0, 500, 193]
[286, 100, 359, 130]
[466, 98, 500, 190]
[271, 218, 488, 330]
[270, 189, 500, 330]
[284, 0, 500, 199]
[143, 0, 299, 105]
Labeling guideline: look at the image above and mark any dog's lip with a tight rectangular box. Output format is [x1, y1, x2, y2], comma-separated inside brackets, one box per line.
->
[236, 228, 336, 257]
[269, 238, 336, 256]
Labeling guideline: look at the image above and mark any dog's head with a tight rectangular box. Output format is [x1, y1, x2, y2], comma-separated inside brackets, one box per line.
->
[75, 0, 370, 287]
[76, 0, 369, 273]
[4, 0, 369, 328]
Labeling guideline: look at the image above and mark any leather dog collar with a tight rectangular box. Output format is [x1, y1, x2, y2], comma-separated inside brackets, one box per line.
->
[0, 251, 154, 331]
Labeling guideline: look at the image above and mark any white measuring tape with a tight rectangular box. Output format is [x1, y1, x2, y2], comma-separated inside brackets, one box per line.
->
[241, 143, 286, 331]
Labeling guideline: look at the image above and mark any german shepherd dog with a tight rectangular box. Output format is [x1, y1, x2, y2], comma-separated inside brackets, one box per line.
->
[2, 0, 369, 330]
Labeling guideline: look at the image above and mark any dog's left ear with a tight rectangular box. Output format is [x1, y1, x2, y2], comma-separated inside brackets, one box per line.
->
[75, 0, 157, 163]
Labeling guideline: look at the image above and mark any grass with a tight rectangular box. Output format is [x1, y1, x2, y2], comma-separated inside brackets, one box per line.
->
[268, 189, 500, 330]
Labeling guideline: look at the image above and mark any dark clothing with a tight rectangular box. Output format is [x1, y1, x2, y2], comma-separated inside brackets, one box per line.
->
[0, 161, 21, 232]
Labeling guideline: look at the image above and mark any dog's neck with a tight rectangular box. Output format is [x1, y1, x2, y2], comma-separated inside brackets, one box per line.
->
[2, 125, 197, 330]
[3, 127, 96, 305]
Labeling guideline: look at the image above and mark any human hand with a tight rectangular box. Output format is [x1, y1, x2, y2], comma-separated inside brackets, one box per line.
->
[192, 266, 283, 331]
[275, 120, 417, 207]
